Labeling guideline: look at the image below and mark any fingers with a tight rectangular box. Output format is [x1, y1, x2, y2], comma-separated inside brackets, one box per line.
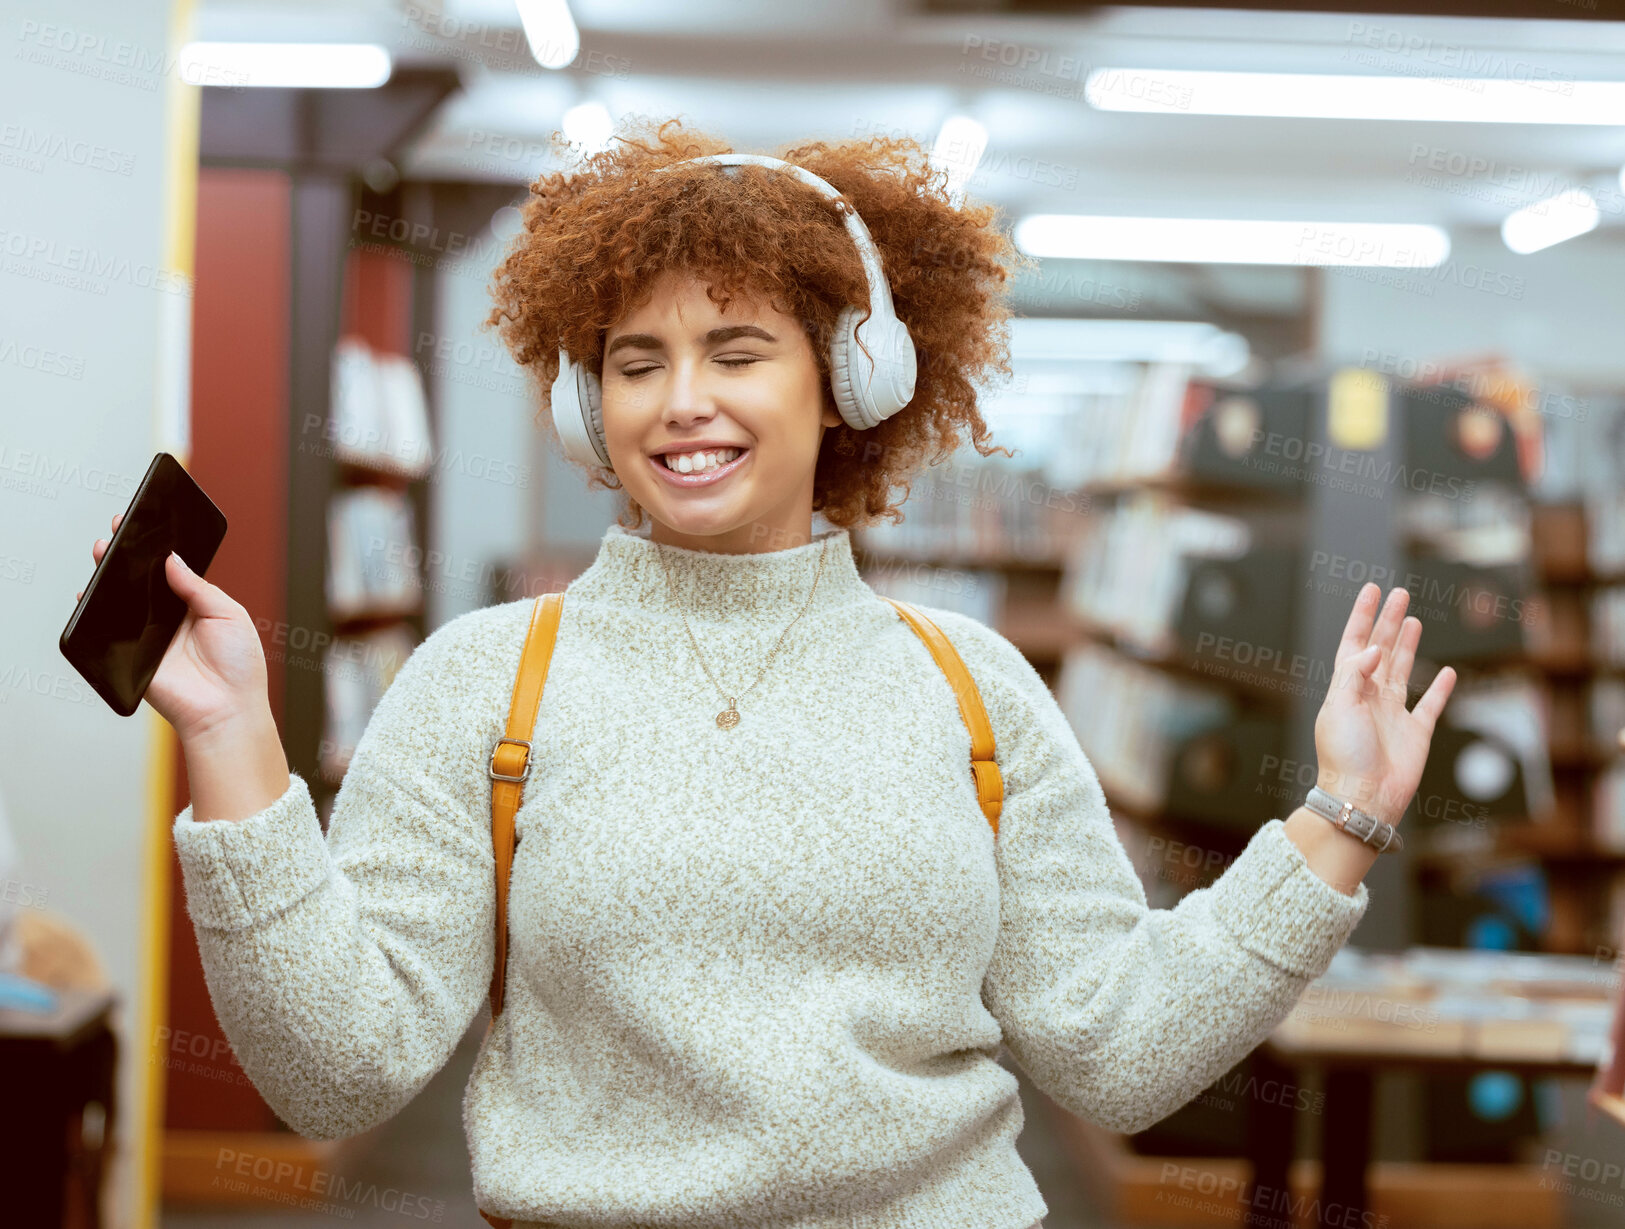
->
[1410, 664, 1457, 735]
[1341, 643, 1381, 694]
[1333, 584, 1411, 700]
[1367, 587, 1410, 682]
[1334, 583, 1380, 670]
[1378, 614, 1422, 699]
[91, 512, 122, 563]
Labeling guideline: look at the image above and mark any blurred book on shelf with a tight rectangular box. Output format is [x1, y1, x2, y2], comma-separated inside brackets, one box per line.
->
[1588, 679, 1625, 757]
[980, 356, 1199, 494]
[330, 335, 434, 478]
[854, 458, 1078, 565]
[1596, 763, 1625, 853]
[1524, 585, 1589, 669]
[860, 560, 1005, 626]
[1594, 587, 1625, 668]
[1443, 672, 1555, 824]
[1281, 945, 1616, 1063]
[1583, 394, 1625, 494]
[1395, 352, 1550, 488]
[1593, 717, 1625, 1129]
[318, 624, 418, 786]
[326, 486, 423, 621]
[1051, 361, 1535, 498]
[1400, 485, 1529, 567]
[1470, 862, 1549, 947]
[1058, 490, 1529, 688]
[487, 547, 597, 606]
[1607, 840, 1625, 943]
[1060, 491, 1253, 657]
[1586, 491, 1625, 578]
[1054, 641, 1234, 818]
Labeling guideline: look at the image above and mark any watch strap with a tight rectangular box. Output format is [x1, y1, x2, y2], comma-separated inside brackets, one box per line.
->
[1305, 785, 1404, 854]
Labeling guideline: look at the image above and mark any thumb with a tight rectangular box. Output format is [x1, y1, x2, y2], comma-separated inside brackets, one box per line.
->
[166, 551, 233, 617]
[1335, 643, 1381, 694]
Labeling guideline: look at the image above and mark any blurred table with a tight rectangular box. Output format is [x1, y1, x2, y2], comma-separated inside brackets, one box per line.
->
[0, 986, 119, 1229]
[1245, 947, 1614, 1229]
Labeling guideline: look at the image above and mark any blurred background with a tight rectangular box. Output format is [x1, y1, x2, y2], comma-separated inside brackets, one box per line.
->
[6, 0, 1625, 1226]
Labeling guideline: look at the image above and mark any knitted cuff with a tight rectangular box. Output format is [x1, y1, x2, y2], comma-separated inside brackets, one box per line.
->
[1207, 818, 1369, 979]
[171, 771, 330, 932]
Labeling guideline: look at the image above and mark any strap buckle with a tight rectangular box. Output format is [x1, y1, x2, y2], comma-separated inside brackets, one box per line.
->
[488, 736, 532, 783]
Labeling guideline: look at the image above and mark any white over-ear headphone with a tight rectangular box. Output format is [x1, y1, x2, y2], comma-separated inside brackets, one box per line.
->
[549, 152, 920, 470]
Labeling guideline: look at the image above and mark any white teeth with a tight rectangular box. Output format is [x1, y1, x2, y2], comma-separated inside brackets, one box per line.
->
[663, 447, 741, 473]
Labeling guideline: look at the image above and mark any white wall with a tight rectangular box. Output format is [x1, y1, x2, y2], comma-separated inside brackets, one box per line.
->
[1318, 226, 1625, 390]
[0, 0, 188, 1226]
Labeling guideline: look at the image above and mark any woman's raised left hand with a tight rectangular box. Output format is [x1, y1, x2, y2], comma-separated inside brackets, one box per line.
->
[1313, 582, 1458, 828]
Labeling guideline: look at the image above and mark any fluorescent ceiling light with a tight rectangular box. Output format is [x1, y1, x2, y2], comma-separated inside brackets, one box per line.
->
[1084, 68, 1625, 125]
[176, 42, 390, 88]
[516, 0, 580, 70]
[1009, 318, 1250, 376]
[1014, 214, 1450, 267]
[930, 115, 987, 206]
[1501, 188, 1600, 254]
[562, 102, 613, 155]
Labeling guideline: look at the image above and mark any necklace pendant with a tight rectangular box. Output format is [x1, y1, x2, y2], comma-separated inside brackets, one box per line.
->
[716, 702, 740, 730]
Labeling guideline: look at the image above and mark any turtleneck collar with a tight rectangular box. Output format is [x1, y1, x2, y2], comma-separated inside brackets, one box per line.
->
[565, 522, 874, 623]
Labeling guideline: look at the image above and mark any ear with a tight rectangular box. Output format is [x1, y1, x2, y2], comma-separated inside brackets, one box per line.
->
[820, 405, 843, 429]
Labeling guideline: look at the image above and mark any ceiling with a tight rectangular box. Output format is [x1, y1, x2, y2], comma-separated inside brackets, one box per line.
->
[193, 1, 1625, 329]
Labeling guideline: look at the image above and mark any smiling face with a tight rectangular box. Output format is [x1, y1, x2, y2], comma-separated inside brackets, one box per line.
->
[598, 269, 843, 555]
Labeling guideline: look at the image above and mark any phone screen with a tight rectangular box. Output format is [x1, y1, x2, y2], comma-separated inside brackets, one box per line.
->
[60, 452, 228, 717]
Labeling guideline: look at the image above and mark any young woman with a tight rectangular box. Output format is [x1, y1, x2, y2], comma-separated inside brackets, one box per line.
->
[91, 119, 1457, 1228]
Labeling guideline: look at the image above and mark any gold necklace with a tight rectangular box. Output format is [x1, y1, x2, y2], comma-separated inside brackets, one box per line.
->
[654, 535, 830, 729]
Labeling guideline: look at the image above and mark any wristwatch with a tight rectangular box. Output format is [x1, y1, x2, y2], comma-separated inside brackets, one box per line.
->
[1304, 785, 1404, 854]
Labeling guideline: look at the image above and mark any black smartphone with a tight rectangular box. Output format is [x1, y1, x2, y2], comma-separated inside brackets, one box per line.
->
[60, 452, 228, 717]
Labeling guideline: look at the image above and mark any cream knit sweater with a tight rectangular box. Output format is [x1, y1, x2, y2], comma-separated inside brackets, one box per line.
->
[172, 522, 1369, 1229]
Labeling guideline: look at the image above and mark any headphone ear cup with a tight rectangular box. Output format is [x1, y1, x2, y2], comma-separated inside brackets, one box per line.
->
[583, 368, 608, 468]
[551, 349, 612, 469]
[876, 316, 918, 415]
[828, 306, 865, 429]
[830, 306, 917, 431]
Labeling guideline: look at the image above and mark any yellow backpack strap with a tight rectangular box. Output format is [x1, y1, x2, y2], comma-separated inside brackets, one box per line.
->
[885, 598, 1003, 836]
[486, 592, 565, 1023]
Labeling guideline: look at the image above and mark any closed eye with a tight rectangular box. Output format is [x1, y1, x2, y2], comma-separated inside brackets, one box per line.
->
[621, 357, 762, 378]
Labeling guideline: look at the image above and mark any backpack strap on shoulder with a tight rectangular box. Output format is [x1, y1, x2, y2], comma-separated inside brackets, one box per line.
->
[486, 593, 999, 1019]
[487, 592, 565, 1023]
[474, 593, 992, 1229]
[884, 598, 1003, 836]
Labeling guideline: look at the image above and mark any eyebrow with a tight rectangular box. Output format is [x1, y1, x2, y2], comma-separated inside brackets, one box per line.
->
[604, 324, 779, 359]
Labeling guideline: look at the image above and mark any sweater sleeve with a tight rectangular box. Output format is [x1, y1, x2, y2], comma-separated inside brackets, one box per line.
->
[923, 607, 1368, 1136]
[170, 612, 498, 1141]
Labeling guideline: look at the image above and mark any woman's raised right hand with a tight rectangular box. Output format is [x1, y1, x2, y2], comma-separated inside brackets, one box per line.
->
[79, 512, 271, 743]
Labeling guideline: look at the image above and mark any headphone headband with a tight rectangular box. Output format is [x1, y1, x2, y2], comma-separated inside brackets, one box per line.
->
[652, 154, 900, 321]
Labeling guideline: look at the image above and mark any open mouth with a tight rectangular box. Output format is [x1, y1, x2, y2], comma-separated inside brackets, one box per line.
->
[650, 447, 751, 487]
[656, 447, 746, 474]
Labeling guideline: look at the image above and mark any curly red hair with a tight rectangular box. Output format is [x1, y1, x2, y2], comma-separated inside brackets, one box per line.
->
[482, 116, 1032, 531]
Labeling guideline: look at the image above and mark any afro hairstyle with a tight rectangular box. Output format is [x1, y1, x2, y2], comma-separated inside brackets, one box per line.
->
[482, 115, 1033, 532]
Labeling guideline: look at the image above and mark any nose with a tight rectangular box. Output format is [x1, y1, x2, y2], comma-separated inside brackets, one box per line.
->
[661, 357, 716, 425]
